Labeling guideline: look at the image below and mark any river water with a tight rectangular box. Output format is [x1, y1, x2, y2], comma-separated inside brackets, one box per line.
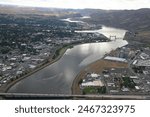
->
[8, 19, 128, 94]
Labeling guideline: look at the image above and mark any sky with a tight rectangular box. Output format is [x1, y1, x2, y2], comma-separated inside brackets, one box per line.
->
[0, 0, 150, 10]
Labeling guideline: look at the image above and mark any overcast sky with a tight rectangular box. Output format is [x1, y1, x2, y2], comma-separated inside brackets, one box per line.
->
[0, 0, 150, 10]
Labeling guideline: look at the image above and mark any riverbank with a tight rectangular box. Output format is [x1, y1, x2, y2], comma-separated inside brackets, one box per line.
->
[0, 45, 69, 93]
[0, 39, 110, 93]
[72, 59, 128, 95]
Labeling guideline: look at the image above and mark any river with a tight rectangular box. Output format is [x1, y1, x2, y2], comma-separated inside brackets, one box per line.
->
[8, 19, 128, 94]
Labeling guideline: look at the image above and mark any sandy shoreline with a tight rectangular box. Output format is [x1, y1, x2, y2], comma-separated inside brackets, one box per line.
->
[72, 59, 128, 95]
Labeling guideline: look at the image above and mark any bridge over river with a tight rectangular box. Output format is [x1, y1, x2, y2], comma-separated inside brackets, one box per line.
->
[0, 93, 149, 100]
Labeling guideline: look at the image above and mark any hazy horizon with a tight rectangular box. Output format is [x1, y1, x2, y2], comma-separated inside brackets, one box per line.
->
[0, 0, 150, 10]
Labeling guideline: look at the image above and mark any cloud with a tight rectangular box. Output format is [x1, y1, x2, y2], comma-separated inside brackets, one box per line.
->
[0, 0, 150, 9]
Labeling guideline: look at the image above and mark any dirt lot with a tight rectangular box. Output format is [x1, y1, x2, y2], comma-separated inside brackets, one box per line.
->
[72, 59, 128, 95]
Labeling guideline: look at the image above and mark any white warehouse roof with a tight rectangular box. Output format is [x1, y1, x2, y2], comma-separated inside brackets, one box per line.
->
[81, 80, 104, 87]
[104, 56, 127, 63]
[90, 73, 99, 78]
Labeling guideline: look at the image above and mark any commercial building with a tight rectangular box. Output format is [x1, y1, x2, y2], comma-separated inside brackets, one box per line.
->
[104, 56, 127, 63]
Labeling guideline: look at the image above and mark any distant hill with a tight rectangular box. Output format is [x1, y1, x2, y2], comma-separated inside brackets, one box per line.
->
[79, 8, 150, 43]
[0, 4, 81, 18]
[81, 8, 150, 32]
[0, 4, 150, 43]
[1, 5, 150, 31]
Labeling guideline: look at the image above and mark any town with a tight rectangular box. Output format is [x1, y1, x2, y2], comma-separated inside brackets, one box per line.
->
[0, 8, 150, 98]
[79, 42, 150, 95]
[0, 14, 108, 89]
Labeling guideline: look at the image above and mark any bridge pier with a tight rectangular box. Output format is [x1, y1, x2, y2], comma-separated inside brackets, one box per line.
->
[109, 35, 117, 40]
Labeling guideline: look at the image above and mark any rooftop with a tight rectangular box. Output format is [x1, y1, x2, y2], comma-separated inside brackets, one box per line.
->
[104, 56, 127, 63]
[81, 80, 104, 87]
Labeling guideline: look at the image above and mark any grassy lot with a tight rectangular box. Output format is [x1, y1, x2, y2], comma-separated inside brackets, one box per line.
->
[82, 86, 106, 95]
[122, 77, 136, 89]
[72, 60, 128, 95]
[83, 87, 97, 94]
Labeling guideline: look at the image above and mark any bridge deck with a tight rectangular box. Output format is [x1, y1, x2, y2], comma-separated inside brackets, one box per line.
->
[0, 93, 149, 100]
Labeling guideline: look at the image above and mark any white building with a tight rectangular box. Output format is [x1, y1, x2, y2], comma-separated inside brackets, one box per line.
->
[81, 79, 104, 88]
[104, 56, 127, 63]
[135, 86, 140, 90]
[139, 53, 149, 60]
[130, 76, 139, 79]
